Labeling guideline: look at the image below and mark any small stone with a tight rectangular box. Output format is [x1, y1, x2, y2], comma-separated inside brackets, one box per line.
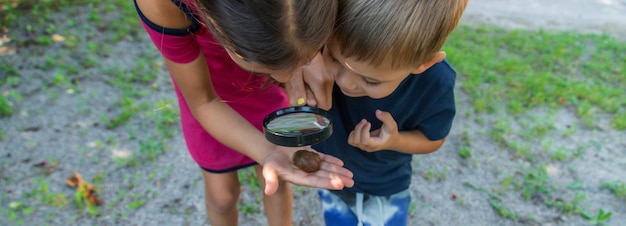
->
[293, 150, 321, 173]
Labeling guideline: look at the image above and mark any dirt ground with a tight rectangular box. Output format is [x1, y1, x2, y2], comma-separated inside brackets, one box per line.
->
[1, 0, 625, 225]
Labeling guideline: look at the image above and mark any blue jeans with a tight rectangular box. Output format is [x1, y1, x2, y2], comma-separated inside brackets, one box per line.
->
[318, 189, 411, 226]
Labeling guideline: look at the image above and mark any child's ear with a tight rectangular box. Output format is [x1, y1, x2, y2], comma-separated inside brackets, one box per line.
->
[410, 51, 447, 74]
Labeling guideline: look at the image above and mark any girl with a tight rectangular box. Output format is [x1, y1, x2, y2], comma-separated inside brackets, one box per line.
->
[134, 0, 353, 225]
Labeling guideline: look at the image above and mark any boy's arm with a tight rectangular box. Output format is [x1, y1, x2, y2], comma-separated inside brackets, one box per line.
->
[348, 110, 446, 154]
[390, 130, 446, 154]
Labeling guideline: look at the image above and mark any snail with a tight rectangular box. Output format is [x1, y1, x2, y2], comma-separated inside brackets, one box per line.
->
[292, 150, 321, 173]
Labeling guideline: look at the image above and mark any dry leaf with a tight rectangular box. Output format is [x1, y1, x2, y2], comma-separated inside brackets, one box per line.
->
[51, 34, 65, 42]
[33, 161, 47, 167]
[0, 35, 10, 45]
[0, 46, 15, 56]
[65, 172, 104, 206]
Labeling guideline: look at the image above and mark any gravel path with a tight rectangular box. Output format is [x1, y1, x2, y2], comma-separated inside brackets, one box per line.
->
[1, 0, 625, 225]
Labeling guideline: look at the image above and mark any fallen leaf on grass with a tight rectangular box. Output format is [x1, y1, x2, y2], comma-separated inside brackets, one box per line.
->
[51, 34, 65, 42]
[0, 35, 16, 56]
[36, 160, 58, 175]
[33, 161, 47, 167]
[65, 172, 104, 206]
[0, 2, 19, 11]
[0, 46, 15, 56]
[0, 35, 10, 44]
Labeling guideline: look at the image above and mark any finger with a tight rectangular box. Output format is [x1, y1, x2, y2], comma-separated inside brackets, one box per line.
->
[282, 168, 352, 190]
[310, 165, 355, 189]
[318, 158, 353, 178]
[317, 151, 344, 166]
[262, 165, 279, 195]
[285, 68, 307, 106]
[305, 85, 317, 107]
[313, 169, 355, 188]
[349, 129, 358, 147]
[311, 78, 333, 110]
[347, 122, 359, 146]
[308, 77, 333, 110]
[300, 148, 354, 187]
[318, 170, 354, 188]
[376, 110, 397, 130]
[294, 162, 352, 184]
[299, 148, 351, 176]
[347, 130, 355, 146]
[352, 119, 369, 145]
[304, 53, 334, 110]
[360, 121, 372, 143]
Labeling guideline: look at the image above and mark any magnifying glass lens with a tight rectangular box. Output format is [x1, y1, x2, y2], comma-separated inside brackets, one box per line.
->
[263, 106, 332, 147]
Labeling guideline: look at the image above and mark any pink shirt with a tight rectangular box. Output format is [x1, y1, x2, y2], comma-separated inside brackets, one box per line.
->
[136, 0, 288, 171]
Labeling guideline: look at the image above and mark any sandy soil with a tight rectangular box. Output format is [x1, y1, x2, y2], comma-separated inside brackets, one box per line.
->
[1, 0, 625, 225]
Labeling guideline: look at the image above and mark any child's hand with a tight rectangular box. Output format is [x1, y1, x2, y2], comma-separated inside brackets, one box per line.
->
[261, 146, 354, 195]
[348, 110, 399, 152]
[284, 52, 334, 110]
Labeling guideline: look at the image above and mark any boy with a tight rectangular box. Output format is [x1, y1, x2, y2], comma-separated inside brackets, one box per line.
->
[312, 0, 469, 225]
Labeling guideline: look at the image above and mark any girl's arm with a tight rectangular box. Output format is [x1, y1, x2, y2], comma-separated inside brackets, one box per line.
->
[166, 54, 353, 194]
[165, 54, 273, 161]
[136, 0, 353, 194]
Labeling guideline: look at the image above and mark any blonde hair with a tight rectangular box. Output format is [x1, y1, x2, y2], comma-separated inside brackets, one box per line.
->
[332, 0, 468, 69]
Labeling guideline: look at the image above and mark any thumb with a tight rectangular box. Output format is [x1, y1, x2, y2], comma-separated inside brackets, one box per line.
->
[285, 68, 307, 106]
[262, 166, 279, 195]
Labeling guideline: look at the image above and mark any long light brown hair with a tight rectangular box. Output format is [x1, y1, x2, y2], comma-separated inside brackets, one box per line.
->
[196, 0, 338, 71]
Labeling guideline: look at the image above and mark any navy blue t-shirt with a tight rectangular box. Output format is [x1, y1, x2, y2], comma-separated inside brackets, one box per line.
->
[312, 59, 457, 196]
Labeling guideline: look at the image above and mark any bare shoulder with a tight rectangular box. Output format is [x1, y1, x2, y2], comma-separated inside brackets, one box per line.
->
[136, 0, 191, 29]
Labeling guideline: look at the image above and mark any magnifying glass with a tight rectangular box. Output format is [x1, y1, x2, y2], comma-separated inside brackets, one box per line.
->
[263, 106, 333, 147]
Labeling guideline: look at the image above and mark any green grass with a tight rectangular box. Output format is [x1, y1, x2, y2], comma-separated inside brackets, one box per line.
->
[446, 26, 626, 130]
[602, 180, 626, 200]
[0, 94, 12, 117]
[1, 1, 176, 223]
[2, 1, 626, 225]
[238, 168, 262, 214]
[442, 26, 623, 224]
[444, 27, 623, 224]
